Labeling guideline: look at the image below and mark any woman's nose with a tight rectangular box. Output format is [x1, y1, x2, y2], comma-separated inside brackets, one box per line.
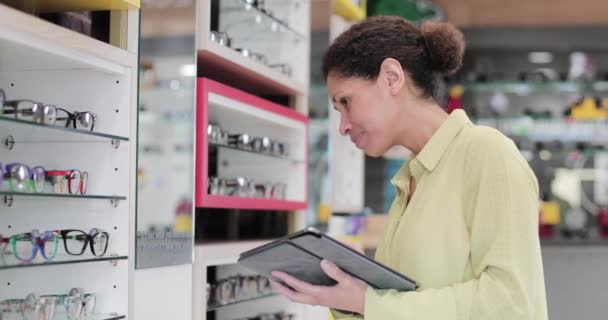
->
[339, 114, 351, 136]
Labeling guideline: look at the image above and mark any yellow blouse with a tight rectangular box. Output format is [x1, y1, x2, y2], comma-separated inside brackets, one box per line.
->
[333, 110, 548, 320]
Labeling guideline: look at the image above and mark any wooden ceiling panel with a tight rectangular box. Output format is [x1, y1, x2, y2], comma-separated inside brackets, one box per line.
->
[434, 0, 608, 26]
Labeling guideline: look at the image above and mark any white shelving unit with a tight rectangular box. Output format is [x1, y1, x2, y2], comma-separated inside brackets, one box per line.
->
[193, 1, 324, 320]
[477, 118, 608, 144]
[193, 242, 327, 320]
[0, 3, 139, 319]
[197, 0, 309, 93]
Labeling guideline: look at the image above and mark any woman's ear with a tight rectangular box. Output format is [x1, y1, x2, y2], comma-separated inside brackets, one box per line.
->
[379, 58, 405, 95]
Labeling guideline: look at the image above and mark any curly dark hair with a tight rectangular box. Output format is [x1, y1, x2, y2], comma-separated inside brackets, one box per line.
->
[322, 16, 465, 99]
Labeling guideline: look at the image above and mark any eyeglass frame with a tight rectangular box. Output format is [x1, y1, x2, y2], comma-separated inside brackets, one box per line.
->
[55, 108, 97, 132]
[58, 228, 109, 257]
[1, 99, 59, 127]
[0, 89, 97, 132]
[5, 229, 60, 263]
[45, 169, 88, 195]
[0, 162, 47, 193]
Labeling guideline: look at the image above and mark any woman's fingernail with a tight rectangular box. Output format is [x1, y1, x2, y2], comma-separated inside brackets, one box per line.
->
[321, 260, 332, 268]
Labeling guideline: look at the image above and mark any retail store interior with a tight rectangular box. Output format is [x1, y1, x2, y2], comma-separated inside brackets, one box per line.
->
[1, 0, 607, 319]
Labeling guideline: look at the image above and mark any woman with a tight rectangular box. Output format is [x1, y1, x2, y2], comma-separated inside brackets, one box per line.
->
[269, 16, 548, 319]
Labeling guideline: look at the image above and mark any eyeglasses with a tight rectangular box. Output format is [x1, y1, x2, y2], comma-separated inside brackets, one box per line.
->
[269, 63, 293, 77]
[237, 48, 268, 65]
[234, 311, 295, 320]
[0, 162, 46, 193]
[208, 123, 229, 145]
[270, 141, 289, 157]
[207, 123, 290, 158]
[1, 289, 96, 320]
[58, 229, 109, 257]
[5, 230, 60, 263]
[251, 136, 272, 154]
[46, 170, 88, 195]
[56, 108, 97, 132]
[244, 0, 265, 10]
[0, 88, 97, 132]
[209, 31, 232, 47]
[1, 228, 108, 264]
[209, 274, 273, 306]
[41, 289, 96, 320]
[228, 134, 253, 150]
[258, 311, 295, 320]
[1, 293, 58, 320]
[209, 177, 286, 200]
[1, 99, 59, 125]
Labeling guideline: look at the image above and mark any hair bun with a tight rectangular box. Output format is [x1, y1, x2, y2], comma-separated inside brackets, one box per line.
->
[420, 21, 465, 76]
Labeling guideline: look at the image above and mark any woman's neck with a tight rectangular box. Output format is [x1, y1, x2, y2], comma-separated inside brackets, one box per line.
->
[396, 100, 449, 155]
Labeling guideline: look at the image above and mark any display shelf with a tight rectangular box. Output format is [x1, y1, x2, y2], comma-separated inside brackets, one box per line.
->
[207, 293, 280, 312]
[541, 239, 608, 246]
[223, 0, 306, 40]
[198, 41, 307, 95]
[461, 81, 608, 94]
[0, 255, 128, 270]
[0, 191, 127, 201]
[51, 314, 125, 320]
[196, 78, 308, 208]
[0, 0, 139, 12]
[82, 314, 125, 320]
[199, 194, 306, 211]
[476, 118, 608, 143]
[1, 314, 127, 320]
[198, 0, 309, 96]
[0, 3, 138, 75]
[0, 117, 129, 143]
[209, 142, 305, 163]
[195, 240, 270, 267]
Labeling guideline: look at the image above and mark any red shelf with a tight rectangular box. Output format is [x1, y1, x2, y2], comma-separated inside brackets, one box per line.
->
[198, 194, 307, 210]
[195, 78, 309, 210]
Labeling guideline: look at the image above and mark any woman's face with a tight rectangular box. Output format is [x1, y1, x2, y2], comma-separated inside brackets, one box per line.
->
[327, 72, 402, 157]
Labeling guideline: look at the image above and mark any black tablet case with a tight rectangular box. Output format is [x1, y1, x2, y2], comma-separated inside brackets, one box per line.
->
[238, 228, 418, 291]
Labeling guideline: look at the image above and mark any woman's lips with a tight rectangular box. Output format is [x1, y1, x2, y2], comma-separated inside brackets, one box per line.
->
[351, 133, 364, 148]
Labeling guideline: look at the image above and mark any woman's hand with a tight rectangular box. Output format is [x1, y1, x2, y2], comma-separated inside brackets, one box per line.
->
[270, 259, 368, 314]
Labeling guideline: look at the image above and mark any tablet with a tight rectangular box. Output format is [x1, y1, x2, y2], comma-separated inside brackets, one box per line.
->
[239, 240, 337, 287]
[238, 228, 418, 291]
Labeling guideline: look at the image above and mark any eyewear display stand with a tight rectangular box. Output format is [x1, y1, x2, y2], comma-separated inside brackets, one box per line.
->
[197, 0, 309, 104]
[0, 2, 140, 320]
[195, 78, 308, 211]
[193, 1, 328, 320]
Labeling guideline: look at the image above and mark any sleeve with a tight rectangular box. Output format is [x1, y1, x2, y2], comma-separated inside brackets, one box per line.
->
[362, 133, 546, 320]
[330, 309, 363, 319]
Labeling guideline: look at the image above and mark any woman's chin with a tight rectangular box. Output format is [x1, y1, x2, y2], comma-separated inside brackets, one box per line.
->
[363, 146, 385, 158]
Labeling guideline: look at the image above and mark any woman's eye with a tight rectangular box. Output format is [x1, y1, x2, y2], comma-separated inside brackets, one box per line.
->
[340, 98, 349, 109]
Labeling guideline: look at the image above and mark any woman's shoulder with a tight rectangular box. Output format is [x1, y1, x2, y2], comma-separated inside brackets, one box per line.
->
[461, 123, 519, 157]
